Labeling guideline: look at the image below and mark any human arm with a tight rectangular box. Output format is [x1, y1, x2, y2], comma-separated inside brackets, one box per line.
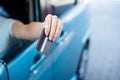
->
[12, 14, 63, 41]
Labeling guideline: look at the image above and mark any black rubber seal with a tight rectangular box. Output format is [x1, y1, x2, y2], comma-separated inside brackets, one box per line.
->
[0, 59, 10, 80]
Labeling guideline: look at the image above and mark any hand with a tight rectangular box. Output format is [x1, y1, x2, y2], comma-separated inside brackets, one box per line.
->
[43, 14, 63, 41]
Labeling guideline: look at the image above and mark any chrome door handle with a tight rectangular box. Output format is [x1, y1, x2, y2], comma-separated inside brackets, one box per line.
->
[29, 55, 46, 74]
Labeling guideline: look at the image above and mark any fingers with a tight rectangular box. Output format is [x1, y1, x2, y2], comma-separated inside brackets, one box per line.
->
[44, 14, 63, 41]
[44, 14, 52, 36]
[49, 15, 58, 41]
[53, 19, 63, 41]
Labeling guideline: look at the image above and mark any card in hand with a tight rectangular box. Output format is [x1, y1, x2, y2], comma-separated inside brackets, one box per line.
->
[36, 29, 53, 56]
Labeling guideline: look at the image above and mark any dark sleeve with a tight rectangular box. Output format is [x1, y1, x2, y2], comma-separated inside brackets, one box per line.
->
[0, 0, 29, 23]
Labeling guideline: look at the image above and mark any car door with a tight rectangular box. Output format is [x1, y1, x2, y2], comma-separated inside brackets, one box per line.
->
[5, 42, 53, 80]
[51, 0, 90, 80]
[0, 0, 90, 80]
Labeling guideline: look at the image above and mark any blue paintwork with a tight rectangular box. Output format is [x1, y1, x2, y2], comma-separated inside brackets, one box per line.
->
[52, 3, 90, 80]
[7, 41, 53, 80]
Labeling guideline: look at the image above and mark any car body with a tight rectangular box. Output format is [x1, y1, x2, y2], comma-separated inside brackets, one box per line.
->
[0, 0, 90, 80]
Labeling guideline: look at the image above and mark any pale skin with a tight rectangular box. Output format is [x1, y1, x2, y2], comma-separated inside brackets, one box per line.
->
[12, 14, 63, 41]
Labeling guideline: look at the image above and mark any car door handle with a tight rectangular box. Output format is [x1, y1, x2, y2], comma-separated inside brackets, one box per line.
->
[29, 55, 46, 74]
[55, 31, 68, 45]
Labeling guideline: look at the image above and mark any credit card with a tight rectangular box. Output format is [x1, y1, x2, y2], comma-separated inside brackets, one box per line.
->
[36, 29, 52, 56]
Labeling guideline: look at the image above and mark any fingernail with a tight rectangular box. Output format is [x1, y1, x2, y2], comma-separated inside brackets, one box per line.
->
[52, 38, 55, 41]
[49, 37, 52, 41]
[45, 31, 49, 36]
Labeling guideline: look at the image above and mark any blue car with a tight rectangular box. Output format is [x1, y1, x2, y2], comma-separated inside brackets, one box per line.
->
[0, 0, 90, 80]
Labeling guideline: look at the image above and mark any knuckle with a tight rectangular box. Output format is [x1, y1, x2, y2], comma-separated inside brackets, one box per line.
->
[45, 14, 52, 21]
[47, 14, 52, 18]
[53, 16, 58, 22]
[51, 30, 55, 35]
[53, 15, 58, 19]
[48, 14, 52, 16]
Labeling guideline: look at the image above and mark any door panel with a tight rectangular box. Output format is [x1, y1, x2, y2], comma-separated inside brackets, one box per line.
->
[28, 53, 53, 80]
[52, 1, 89, 80]
[7, 41, 53, 80]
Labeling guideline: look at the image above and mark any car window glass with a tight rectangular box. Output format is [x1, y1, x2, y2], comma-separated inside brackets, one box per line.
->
[51, 0, 76, 16]
[51, 0, 75, 7]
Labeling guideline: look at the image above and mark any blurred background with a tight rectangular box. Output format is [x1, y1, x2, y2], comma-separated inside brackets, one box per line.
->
[85, 0, 120, 80]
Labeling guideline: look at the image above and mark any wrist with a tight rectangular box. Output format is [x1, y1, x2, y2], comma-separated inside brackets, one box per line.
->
[12, 21, 26, 39]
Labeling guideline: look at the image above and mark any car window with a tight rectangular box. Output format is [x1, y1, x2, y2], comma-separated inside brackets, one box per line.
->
[51, 0, 77, 16]
[51, 0, 75, 7]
